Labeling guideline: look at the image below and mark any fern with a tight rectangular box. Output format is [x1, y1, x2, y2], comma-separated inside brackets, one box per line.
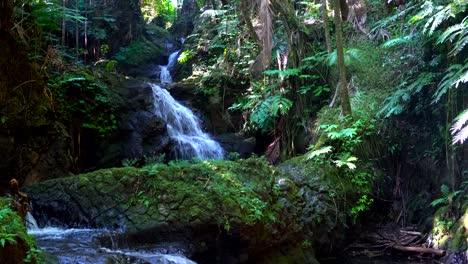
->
[382, 36, 413, 48]
[451, 109, 468, 144]
[333, 155, 358, 170]
[423, 0, 466, 35]
[264, 68, 301, 77]
[433, 61, 468, 103]
[327, 48, 364, 67]
[380, 72, 435, 118]
[431, 184, 463, 206]
[438, 17, 468, 56]
[306, 146, 333, 160]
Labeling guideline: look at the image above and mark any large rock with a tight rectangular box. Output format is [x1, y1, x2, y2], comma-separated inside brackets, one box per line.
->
[25, 158, 334, 263]
[216, 133, 256, 158]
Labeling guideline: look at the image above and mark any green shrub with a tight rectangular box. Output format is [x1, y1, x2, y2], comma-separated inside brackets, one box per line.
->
[0, 198, 40, 263]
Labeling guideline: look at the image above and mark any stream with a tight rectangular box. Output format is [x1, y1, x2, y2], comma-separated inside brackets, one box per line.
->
[28, 227, 196, 264]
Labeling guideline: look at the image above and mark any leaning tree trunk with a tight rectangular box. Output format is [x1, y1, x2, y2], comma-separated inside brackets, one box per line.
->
[333, 0, 352, 117]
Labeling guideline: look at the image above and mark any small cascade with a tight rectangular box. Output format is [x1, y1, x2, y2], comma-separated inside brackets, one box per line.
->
[160, 50, 180, 84]
[151, 83, 224, 160]
[26, 212, 39, 230]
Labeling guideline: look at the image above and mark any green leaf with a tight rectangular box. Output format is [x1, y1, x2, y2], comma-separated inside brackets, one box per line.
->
[306, 146, 333, 160]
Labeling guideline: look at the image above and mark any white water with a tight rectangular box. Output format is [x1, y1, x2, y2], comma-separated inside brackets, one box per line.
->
[154, 50, 224, 160]
[26, 212, 39, 230]
[151, 83, 224, 160]
[160, 50, 180, 84]
[28, 226, 196, 264]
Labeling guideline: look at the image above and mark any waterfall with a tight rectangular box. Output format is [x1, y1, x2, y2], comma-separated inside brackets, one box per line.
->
[160, 50, 180, 84]
[153, 50, 223, 160]
[26, 212, 39, 230]
[151, 83, 224, 160]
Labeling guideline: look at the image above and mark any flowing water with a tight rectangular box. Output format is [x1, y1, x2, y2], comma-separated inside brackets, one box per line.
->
[28, 226, 196, 264]
[152, 51, 224, 160]
[159, 51, 179, 84]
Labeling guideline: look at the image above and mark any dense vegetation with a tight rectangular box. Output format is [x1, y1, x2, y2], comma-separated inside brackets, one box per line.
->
[0, 0, 466, 262]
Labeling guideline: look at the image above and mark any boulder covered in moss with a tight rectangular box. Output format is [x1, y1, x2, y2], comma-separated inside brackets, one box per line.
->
[25, 157, 338, 262]
[430, 202, 468, 263]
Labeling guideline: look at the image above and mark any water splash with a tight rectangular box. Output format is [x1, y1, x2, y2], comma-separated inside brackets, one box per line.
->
[151, 83, 224, 160]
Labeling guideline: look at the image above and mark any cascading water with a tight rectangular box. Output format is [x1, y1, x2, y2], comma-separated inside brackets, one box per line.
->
[153, 51, 224, 160]
[160, 51, 179, 84]
[27, 214, 196, 264]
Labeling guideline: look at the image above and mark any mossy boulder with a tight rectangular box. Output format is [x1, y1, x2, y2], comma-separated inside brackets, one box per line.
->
[25, 157, 340, 262]
[431, 203, 468, 263]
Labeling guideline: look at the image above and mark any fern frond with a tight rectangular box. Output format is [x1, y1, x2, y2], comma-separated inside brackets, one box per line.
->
[433, 62, 467, 103]
[306, 146, 333, 160]
[382, 36, 413, 48]
[452, 109, 468, 144]
[424, 0, 466, 35]
[438, 17, 468, 56]
[431, 197, 447, 207]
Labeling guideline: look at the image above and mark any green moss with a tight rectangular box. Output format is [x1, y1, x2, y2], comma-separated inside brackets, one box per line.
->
[137, 158, 283, 230]
[114, 38, 163, 66]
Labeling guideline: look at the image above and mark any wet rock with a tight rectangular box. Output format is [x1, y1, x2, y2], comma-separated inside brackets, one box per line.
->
[216, 133, 256, 158]
[95, 80, 171, 167]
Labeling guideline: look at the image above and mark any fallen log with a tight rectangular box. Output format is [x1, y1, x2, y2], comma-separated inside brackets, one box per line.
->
[393, 245, 446, 256]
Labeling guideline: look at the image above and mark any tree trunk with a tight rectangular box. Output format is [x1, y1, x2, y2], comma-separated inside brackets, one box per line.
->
[333, 0, 352, 117]
[320, 0, 332, 53]
[0, 0, 14, 31]
[75, 0, 79, 58]
[62, 0, 67, 45]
